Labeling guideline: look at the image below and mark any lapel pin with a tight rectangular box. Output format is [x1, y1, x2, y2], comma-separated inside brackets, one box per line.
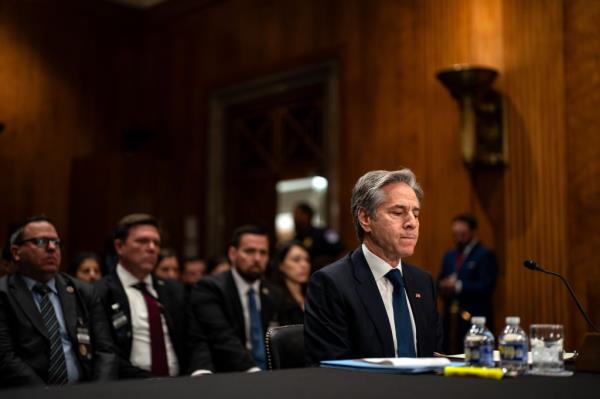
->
[262, 287, 269, 295]
[415, 293, 421, 299]
[67, 286, 75, 294]
[157, 280, 165, 286]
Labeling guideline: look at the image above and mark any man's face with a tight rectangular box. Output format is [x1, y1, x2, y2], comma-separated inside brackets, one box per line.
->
[181, 260, 206, 285]
[11, 221, 61, 282]
[293, 208, 311, 233]
[451, 221, 473, 248]
[115, 224, 161, 279]
[359, 182, 420, 264]
[228, 233, 269, 282]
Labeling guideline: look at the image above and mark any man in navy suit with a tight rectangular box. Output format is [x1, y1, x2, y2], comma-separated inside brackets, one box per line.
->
[0, 216, 117, 387]
[438, 214, 497, 353]
[305, 169, 443, 365]
[187, 225, 283, 373]
[95, 214, 213, 378]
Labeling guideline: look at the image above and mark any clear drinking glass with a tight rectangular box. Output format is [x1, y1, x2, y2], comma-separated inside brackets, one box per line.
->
[529, 324, 571, 376]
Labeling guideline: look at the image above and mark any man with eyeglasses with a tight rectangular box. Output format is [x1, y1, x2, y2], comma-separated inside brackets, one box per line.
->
[95, 214, 213, 378]
[0, 216, 117, 387]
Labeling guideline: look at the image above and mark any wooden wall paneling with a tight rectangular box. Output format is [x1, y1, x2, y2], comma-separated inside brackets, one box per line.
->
[564, 0, 600, 343]
[501, 0, 572, 343]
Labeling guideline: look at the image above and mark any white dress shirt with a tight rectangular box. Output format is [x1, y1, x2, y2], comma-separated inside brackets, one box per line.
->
[116, 264, 179, 376]
[362, 244, 418, 355]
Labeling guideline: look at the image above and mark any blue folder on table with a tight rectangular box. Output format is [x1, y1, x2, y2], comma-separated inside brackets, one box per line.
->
[320, 357, 464, 374]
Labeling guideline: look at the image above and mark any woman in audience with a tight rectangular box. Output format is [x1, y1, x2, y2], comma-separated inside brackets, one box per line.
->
[274, 240, 311, 325]
[154, 248, 181, 281]
[68, 251, 103, 283]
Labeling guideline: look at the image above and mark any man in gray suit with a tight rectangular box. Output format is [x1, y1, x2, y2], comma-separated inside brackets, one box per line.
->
[0, 216, 117, 387]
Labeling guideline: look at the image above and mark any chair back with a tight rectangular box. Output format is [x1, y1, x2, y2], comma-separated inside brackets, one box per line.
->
[265, 324, 305, 370]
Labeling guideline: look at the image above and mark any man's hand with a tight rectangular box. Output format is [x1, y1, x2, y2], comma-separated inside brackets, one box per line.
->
[439, 274, 457, 297]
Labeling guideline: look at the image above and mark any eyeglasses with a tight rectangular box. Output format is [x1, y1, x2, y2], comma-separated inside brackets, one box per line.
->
[20, 237, 62, 248]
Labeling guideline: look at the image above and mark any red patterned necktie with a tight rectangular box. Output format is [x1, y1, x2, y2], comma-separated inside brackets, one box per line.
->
[133, 282, 169, 376]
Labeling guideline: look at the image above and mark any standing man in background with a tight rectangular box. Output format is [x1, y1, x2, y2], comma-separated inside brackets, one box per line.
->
[293, 202, 344, 271]
[0, 216, 116, 387]
[438, 214, 498, 354]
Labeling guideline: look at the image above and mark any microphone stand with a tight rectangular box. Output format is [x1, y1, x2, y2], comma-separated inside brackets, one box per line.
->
[524, 260, 600, 373]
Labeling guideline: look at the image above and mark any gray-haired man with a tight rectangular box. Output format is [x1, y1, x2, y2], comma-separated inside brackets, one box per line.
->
[305, 169, 443, 365]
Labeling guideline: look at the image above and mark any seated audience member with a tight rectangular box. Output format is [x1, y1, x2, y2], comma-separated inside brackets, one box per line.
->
[187, 225, 284, 372]
[96, 214, 213, 378]
[154, 248, 181, 281]
[0, 216, 117, 387]
[68, 251, 103, 283]
[181, 256, 206, 286]
[273, 240, 311, 325]
[206, 256, 230, 276]
[305, 169, 443, 365]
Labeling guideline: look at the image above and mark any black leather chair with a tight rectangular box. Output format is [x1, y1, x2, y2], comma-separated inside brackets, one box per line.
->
[265, 324, 305, 370]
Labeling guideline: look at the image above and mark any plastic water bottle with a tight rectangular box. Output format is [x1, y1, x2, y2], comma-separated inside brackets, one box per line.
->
[498, 316, 528, 375]
[464, 316, 495, 367]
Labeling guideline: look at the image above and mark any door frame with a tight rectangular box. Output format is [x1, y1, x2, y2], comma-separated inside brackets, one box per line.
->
[206, 62, 340, 255]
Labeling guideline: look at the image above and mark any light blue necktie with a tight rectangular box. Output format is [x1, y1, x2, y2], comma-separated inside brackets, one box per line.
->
[247, 288, 266, 369]
[385, 269, 416, 357]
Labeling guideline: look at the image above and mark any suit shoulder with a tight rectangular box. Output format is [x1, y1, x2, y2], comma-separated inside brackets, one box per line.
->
[403, 263, 433, 281]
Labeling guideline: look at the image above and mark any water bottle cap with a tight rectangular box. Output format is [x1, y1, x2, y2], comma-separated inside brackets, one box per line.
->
[505, 316, 520, 325]
[471, 316, 486, 325]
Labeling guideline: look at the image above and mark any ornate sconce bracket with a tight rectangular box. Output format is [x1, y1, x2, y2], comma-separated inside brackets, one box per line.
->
[437, 65, 506, 168]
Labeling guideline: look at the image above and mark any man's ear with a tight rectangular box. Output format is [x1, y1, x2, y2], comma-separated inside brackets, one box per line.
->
[357, 208, 372, 234]
[227, 246, 237, 264]
[10, 245, 20, 263]
[114, 239, 124, 256]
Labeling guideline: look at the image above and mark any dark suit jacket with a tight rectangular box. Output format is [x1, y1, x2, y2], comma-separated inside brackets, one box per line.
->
[95, 271, 205, 378]
[187, 270, 283, 372]
[304, 247, 443, 365]
[0, 273, 117, 387]
[438, 241, 497, 343]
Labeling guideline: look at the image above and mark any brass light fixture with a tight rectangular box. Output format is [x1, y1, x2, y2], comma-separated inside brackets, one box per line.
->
[437, 65, 506, 167]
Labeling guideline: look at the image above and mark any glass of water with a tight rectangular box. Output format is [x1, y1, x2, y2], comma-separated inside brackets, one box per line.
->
[529, 324, 571, 376]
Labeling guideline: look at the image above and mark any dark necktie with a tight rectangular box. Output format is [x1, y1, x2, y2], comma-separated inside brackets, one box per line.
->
[33, 284, 69, 385]
[384, 269, 416, 357]
[133, 282, 169, 376]
[247, 288, 266, 369]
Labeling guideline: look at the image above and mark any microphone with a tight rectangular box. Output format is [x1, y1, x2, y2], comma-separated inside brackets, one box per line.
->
[523, 259, 599, 332]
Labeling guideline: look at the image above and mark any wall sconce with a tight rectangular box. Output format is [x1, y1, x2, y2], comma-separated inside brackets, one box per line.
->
[437, 65, 506, 167]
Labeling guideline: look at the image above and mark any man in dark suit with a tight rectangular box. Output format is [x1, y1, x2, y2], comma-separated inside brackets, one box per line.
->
[305, 169, 443, 365]
[0, 216, 117, 387]
[187, 225, 283, 373]
[95, 214, 213, 378]
[438, 214, 497, 353]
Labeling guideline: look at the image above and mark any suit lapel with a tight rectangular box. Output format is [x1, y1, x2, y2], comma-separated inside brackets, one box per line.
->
[10, 274, 48, 338]
[403, 265, 427, 356]
[351, 249, 395, 356]
[110, 273, 131, 321]
[56, 274, 78, 343]
[225, 272, 246, 343]
[153, 277, 174, 332]
[259, 282, 274, 331]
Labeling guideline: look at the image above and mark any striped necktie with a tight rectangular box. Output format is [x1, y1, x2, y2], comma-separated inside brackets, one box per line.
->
[33, 284, 69, 385]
